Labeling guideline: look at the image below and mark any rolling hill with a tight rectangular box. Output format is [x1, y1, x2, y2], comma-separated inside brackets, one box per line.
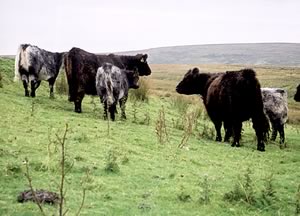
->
[119, 43, 300, 66]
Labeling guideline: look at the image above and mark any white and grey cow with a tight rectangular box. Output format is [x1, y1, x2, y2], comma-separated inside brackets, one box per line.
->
[14, 44, 65, 98]
[96, 63, 139, 121]
[261, 88, 288, 144]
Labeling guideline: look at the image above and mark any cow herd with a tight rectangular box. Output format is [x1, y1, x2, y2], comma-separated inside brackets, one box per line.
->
[14, 44, 300, 152]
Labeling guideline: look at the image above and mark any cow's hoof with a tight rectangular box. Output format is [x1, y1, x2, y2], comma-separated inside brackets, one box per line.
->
[30, 93, 36, 97]
[25, 91, 29, 97]
[75, 109, 82, 113]
[257, 146, 265, 152]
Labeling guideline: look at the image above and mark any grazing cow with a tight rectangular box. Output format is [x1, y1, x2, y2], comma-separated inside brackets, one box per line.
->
[176, 68, 269, 151]
[261, 88, 288, 144]
[96, 63, 139, 121]
[14, 44, 65, 98]
[295, 84, 300, 102]
[64, 47, 151, 113]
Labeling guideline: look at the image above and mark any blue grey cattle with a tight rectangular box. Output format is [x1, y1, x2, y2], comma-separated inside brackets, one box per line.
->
[261, 88, 288, 144]
[96, 63, 139, 121]
[14, 44, 65, 98]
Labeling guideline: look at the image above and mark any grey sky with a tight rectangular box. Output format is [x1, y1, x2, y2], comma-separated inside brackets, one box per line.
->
[0, 0, 300, 54]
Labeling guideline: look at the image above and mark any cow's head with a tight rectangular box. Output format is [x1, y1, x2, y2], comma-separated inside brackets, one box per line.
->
[125, 68, 139, 89]
[134, 54, 151, 76]
[176, 68, 210, 95]
[294, 84, 300, 102]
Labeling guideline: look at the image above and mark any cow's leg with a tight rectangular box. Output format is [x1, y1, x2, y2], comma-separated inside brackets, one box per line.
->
[278, 124, 285, 144]
[103, 101, 108, 120]
[224, 121, 233, 142]
[232, 122, 242, 147]
[21, 74, 29, 97]
[109, 104, 117, 121]
[48, 77, 56, 99]
[270, 122, 277, 141]
[30, 79, 40, 97]
[252, 115, 267, 152]
[74, 89, 85, 113]
[119, 95, 128, 120]
[214, 121, 222, 142]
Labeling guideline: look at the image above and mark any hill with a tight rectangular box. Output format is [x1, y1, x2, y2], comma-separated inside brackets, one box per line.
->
[1, 58, 300, 215]
[120, 43, 300, 66]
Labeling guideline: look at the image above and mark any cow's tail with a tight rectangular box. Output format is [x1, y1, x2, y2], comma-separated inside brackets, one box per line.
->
[64, 52, 76, 102]
[105, 73, 114, 107]
[14, 45, 22, 82]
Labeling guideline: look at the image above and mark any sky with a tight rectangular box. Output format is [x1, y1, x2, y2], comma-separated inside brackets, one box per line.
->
[0, 0, 300, 55]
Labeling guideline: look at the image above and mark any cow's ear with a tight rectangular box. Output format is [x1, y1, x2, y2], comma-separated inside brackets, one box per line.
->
[137, 54, 148, 62]
[192, 67, 200, 74]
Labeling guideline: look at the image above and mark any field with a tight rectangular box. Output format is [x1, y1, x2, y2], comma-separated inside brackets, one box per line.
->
[0, 57, 300, 215]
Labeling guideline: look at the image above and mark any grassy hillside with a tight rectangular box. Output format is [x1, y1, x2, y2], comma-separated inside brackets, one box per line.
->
[1, 57, 300, 215]
[120, 43, 300, 66]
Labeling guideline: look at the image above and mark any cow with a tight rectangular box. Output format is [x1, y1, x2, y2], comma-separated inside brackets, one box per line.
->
[96, 63, 139, 121]
[64, 47, 151, 113]
[176, 68, 269, 151]
[261, 88, 288, 144]
[14, 44, 65, 98]
[294, 84, 300, 102]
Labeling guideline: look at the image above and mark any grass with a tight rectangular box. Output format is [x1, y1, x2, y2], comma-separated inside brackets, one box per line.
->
[0, 57, 300, 215]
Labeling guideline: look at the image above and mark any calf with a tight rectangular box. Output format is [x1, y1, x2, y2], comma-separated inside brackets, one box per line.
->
[64, 47, 151, 113]
[96, 63, 139, 121]
[176, 68, 269, 151]
[295, 84, 300, 102]
[261, 88, 288, 144]
[14, 44, 65, 98]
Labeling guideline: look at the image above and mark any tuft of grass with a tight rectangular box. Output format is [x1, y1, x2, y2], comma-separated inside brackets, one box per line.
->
[130, 78, 150, 102]
[55, 71, 68, 95]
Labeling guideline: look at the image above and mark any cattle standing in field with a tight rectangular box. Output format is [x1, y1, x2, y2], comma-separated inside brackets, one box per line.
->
[261, 88, 288, 144]
[176, 68, 269, 151]
[64, 47, 151, 113]
[14, 44, 65, 98]
[295, 84, 300, 102]
[96, 63, 139, 121]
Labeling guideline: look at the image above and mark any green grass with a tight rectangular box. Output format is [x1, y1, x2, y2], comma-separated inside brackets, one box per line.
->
[1, 57, 300, 215]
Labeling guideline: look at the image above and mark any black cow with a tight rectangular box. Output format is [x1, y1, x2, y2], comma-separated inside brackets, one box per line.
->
[294, 84, 300, 102]
[96, 63, 139, 121]
[64, 47, 151, 113]
[176, 68, 269, 151]
[14, 44, 65, 98]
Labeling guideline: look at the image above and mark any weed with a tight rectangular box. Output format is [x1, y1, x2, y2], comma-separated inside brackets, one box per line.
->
[0, 72, 3, 88]
[198, 174, 211, 205]
[155, 106, 169, 144]
[104, 149, 120, 173]
[296, 184, 300, 215]
[259, 173, 277, 206]
[177, 186, 192, 202]
[178, 110, 198, 149]
[224, 168, 255, 204]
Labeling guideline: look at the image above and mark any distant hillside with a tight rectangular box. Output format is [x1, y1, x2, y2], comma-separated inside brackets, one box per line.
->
[3, 43, 300, 66]
[120, 43, 300, 66]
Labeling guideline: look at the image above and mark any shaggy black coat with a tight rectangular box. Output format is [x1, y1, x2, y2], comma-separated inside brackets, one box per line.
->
[64, 47, 151, 113]
[176, 68, 269, 151]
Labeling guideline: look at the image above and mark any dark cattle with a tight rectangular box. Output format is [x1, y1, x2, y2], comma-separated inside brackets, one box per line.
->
[96, 63, 139, 121]
[261, 88, 288, 144]
[64, 47, 151, 113]
[176, 68, 269, 151]
[294, 84, 300, 102]
[14, 44, 65, 98]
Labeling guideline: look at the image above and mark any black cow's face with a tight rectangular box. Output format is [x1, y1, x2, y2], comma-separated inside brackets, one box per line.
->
[176, 68, 202, 95]
[294, 84, 300, 102]
[135, 54, 151, 76]
[126, 68, 140, 89]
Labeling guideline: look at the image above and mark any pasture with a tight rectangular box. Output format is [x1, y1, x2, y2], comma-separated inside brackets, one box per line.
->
[0, 57, 300, 215]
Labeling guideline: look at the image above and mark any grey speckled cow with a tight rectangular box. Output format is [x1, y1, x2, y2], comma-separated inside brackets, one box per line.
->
[96, 63, 139, 121]
[14, 44, 65, 98]
[261, 88, 288, 144]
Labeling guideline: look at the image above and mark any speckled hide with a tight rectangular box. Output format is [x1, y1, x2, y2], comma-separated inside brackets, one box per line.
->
[261, 88, 288, 144]
[14, 44, 65, 98]
[96, 63, 139, 121]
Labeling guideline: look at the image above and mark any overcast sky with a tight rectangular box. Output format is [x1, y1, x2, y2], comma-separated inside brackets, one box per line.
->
[0, 0, 300, 54]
